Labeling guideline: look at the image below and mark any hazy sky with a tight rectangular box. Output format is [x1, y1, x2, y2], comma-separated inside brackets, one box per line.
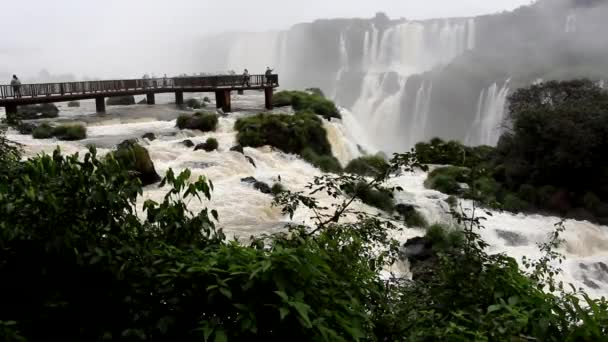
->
[0, 0, 534, 79]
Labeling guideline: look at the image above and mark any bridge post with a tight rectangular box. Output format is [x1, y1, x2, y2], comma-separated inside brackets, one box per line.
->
[175, 91, 184, 106]
[215, 90, 231, 112]
[264, 87, 273, 110]
[4, 104, 18, 123]
[146, 93, 155, 105]
[95, 97, 105, 114]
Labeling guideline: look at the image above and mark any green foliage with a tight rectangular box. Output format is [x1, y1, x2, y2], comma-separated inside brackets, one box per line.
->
[67, 101, 80, 107]
[110, 140, 161, 185]
[184, 98, 203, 109]
[403, 209, 428, 228]
[342, 181, 395, 212]
[0, 147, 607, 341]
[415, 138, 494, 168]
[271, 183, 285, 195]
[106, 95, 135, 106]
[345, 155, 389, 178]
[51, 123, 87, 141]
[305, 87, 325, 97]
[424, 166, 470, 195]
[446, 196, 458, 208]
[177, 112, 218, 132]
[203, 96, 211, 103]
[271, 90, 341, 120]
[502, 193, 529, 212]
[235, 112, 341, 173]
[32, 123, 54, 139]
[196, 137, 219, 152]
[32, 123, 87, 141]
[301, 148, 342, 173]
[17, 103, 59, 120]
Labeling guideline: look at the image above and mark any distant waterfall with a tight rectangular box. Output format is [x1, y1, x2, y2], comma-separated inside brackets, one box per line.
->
[351, 19, 475, 153]
[331, 33, 349, 99]
[466, 81, 510, 146]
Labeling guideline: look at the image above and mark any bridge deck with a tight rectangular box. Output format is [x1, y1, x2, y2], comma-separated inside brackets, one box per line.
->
[0, 74, 278, 106]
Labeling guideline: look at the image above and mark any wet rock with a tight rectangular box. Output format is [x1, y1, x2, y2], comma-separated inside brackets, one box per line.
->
[583, 277, 600, 289]
[106, 95, 136, 106]
[67, 101, 80, 107]
[181, 161, 216, 169]
[245, 156, 257, 168]
[18, 103, 59, 120]
[180, 139, 194, 148]
[16, 122, 37, 134]
[395, 203, 416, 217]
[137, 98, 148, 105]
[402, 237, 434, 262]
[495, 230, 528, 247]
[230, 145, 244, 154]
[142, 132, 156, 141]
[112, 139, 161, 186]
[240, 177, 272, 194]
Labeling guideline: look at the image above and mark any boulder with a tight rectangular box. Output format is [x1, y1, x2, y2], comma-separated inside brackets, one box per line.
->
[112, 139, 161, 186]
[230, 145, 244, 154]
[18, 103, 59, 120]
[402, 237, 434, 262]
[17, 122, 37, 134]
[142, 132, 156, 141]
[240, 177, 271, 194]
[180, 139, 194, 148]
[106, 95, 136, 106]
[194, 138, 218, 152]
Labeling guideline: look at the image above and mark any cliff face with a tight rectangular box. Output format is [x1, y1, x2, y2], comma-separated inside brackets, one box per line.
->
[198, 0, 608, 152]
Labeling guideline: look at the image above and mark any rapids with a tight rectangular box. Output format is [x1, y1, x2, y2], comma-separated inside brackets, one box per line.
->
[2, 92, 607, 298]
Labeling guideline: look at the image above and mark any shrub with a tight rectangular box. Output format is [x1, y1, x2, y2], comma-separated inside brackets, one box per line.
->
[345, 155, 389, 177]
[32, 123, 54, 139]
[301, 148, 342, 173]
[403, 208, 428, 228]
[67, 101, 80, 107]
[235, 112, 339, 173]
[271, 183, 285, 195]
[203, 96, 211, 103]
[424, 166, 469, 195]
[52, 124, 87, 141]
[343, 181, 394, 212]
[177, 112, 218, 132]
[425, 224, 465, 252]
[502, 193, 529, 212]
[185, 98, 203, 109]
[271, 90, 340, 119]
[111, 140, 161, 185]
[446, 196, 458, 208]
[18, 103, 59, 119]
[195, 137, 218, 152]
[106, 95, 135, 106]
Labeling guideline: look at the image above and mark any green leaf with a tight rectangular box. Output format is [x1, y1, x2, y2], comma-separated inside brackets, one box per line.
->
[292, 302, 312, 328]
[487, 304, 502, 313]
[219, 287, 232, 299]
[274, 291, 289, 302]
[279, 307, 290, 320]
[214, 329, 227, 342]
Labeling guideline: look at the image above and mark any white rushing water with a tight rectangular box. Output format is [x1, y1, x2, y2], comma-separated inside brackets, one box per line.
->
[4, 92, 608, 298]
[350, 19, 476, 153]
[466, 80, 511, 146]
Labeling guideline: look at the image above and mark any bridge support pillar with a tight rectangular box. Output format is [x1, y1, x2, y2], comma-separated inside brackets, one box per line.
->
[175, 91, 184, 106]
[264, 87, 273, 110]
[215, 90, 231, 113]
[146, 93, 155, 105]
[4, 104, 18, 123]
[95, 97, 105, 114]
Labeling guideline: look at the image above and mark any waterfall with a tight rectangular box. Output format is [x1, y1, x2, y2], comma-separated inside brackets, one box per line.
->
[351, 19, 475, 153]
[466, 80, 510, 146]
[331, 33, 349, 99]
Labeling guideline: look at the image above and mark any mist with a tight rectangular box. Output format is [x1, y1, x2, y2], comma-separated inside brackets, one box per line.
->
[0, 0, 533, 82]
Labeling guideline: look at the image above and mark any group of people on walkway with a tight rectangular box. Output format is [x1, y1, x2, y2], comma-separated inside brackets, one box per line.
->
[242, 67, 275, 87]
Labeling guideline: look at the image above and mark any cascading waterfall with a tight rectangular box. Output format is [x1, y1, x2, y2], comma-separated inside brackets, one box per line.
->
[351, 19, 475, 153]
[466, 80, 510, 146]
[331, 33, 349, 99]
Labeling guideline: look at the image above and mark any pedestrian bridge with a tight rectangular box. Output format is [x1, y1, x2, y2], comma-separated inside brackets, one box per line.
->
[0, 74, 279, 118]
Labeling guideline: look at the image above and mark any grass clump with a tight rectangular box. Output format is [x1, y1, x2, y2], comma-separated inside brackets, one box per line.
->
[343, 181, 394, 212]
[195, 137, 219, 152]
[425, 223, 465, 252]
[424, 166, 470, 195]
[272, 90, 341, 120]
[235, 112, 341, 173]
[177, 112, 218, 132]
[184, 98, 203, 109]
[32, 123, 54, 139]
[52, 124, 87, 141]
[345, 155, 389, 177]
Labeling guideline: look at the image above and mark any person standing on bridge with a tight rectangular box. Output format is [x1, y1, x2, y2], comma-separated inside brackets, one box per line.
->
[11, 75, 21, 98]
[242, 69, 250, 87]
[265, 67, 274, 85]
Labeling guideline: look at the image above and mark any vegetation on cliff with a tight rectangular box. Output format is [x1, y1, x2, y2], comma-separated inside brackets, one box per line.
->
[271, 90, 341, 120]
